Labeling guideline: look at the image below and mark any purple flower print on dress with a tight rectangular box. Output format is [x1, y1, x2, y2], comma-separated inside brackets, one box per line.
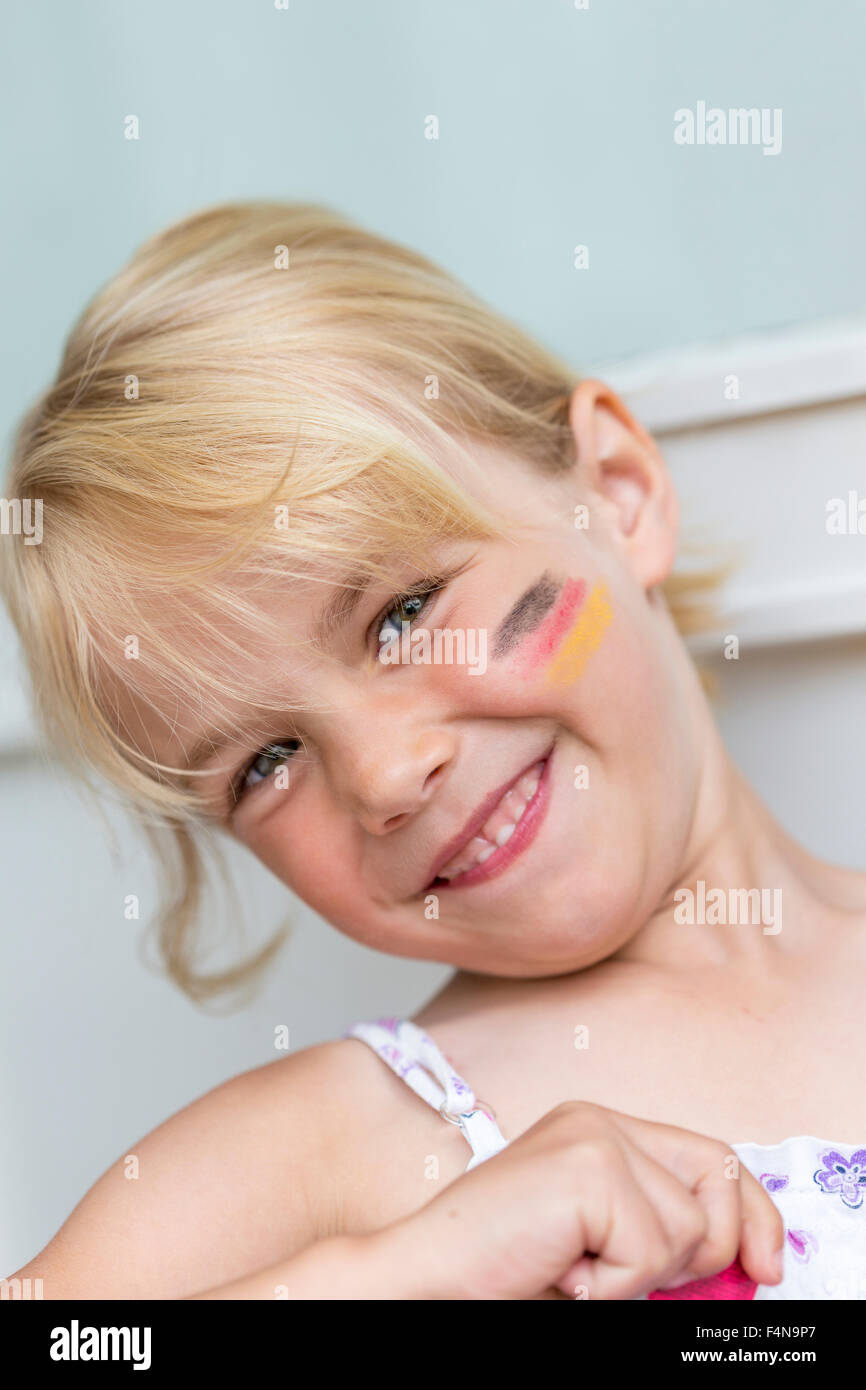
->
[760, 1173, 789, 1194]
[786, 1229, 818, 1263]
[813, 1149, 866, 1209]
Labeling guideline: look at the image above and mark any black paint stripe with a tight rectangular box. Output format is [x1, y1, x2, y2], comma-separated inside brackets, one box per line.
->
[492, 571, 561, 659]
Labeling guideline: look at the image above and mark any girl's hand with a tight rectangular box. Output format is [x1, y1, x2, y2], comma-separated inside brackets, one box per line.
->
[387, 1100, 785, 1300]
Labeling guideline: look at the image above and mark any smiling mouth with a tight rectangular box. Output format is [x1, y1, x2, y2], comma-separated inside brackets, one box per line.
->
[425, 748, 554, 891]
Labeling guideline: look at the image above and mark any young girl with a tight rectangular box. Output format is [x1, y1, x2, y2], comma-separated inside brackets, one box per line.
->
[3, 200, 862, 1301]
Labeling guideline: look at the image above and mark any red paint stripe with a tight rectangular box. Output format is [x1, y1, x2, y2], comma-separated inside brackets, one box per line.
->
[517, 578, 588, 672]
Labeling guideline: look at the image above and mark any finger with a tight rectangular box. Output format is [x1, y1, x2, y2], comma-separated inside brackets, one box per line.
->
[679, 1146, 784, 1287]
[570, 1109, 785, 1290]
[602, 1114, 756, 1282]
[602, 1109, 729, 1178]
[612, 1141, 713, 1282]
[674, 1149, 743, 1284]
[685, 1145, 775, 1282]
[737, 1163, 786, 1285]
[554, 1146, 682, 1301]
[557, 1207, 669, 1301]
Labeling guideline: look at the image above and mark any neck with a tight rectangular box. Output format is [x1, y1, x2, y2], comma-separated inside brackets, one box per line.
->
[618, 696, 857, 974]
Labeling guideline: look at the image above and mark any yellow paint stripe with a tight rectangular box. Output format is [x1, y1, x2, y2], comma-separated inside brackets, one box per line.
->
[545, 583, 612, 684]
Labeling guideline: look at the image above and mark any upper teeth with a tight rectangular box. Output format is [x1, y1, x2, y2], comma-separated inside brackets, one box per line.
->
[436, 761, 545, 882]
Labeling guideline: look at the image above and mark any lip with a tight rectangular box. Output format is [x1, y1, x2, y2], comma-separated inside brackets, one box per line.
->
[423, 745, 554, 893]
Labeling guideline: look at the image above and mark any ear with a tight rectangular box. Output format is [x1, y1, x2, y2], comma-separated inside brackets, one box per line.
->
[568, 378, 679, 589]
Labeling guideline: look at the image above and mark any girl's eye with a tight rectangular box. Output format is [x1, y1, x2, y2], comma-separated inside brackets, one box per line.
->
[375, 588, 435, 649]
[236, 739, 302, 797]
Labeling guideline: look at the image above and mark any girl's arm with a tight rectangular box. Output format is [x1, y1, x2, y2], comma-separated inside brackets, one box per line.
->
[188, 1101, 786, 1301]
[186, 1230, 442, 1300]
[9, 1043, 365, 1299]
[8, 1041, 784, 1300]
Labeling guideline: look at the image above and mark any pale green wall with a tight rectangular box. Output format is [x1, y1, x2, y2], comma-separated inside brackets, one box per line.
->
[2, 0, 865, 452]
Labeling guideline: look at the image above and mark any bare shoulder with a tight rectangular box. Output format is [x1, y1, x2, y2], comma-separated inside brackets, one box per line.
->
[8, 1039, 434, 1299]
[223, 1033, 474, 1238]
[10, 1037, 470, 1298]
[314, 1035, 473, 1233]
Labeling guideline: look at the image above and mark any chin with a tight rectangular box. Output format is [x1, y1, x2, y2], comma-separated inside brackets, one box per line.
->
[545, 912, 642, 972]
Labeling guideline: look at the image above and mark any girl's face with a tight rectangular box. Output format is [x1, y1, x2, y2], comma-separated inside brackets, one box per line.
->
[156, 381, 706, 976]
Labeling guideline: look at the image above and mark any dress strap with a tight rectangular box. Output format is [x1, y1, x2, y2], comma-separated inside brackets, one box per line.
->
[343, 1016, 510, 1171]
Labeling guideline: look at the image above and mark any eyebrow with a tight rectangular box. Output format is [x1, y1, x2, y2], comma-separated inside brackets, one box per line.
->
[493, 571, 562, 658]
[310, 571, 374, 648]
[180, 571, 374, 777]
[182, 715, 276, 777]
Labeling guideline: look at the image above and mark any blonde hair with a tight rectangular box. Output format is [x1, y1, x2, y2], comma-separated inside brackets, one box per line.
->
[0, 200, 721, 1003]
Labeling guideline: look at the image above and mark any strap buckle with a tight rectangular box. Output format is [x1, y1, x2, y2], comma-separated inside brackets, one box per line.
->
[439, 1099, 497, 1125]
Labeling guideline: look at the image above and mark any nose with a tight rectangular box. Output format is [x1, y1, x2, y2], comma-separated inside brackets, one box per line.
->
[327, 712, 457, 835]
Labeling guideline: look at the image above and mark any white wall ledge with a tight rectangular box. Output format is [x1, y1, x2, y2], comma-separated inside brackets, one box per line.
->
[686, 574, 866, 656]
[599, 313, 866, 434]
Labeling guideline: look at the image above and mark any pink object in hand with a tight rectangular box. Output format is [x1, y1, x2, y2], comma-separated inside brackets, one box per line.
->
[648, 1256, 757, 1300]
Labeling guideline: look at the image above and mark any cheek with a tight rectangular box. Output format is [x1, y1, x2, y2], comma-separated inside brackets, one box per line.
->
[586, 614, 700, 883]
[507, 583, 694, 874]
[247, 806, 416, 949]
[498, 576, 680, 778]
[239, 804, 353, 918]
[415, 579, 615, 711]
[540, 583, 613, 686]
[491, 577, 615, 696]
[508, 578, 607, 683]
